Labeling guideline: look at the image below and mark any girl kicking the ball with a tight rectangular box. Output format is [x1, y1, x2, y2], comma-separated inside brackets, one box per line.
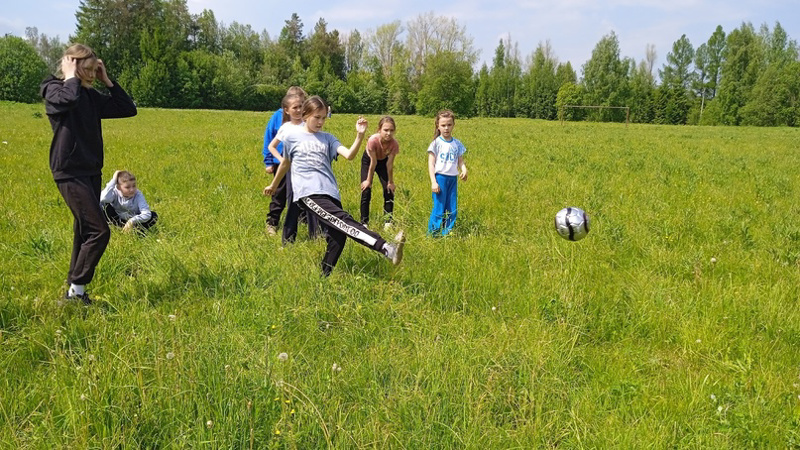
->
[263, 96, 406, 276]
[427, 110, 468, 236]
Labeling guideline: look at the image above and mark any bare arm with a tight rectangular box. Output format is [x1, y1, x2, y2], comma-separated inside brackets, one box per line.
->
[458, 156, 468, 181]
[263, 158, 291, 196]
[386, 153, 396, 192]
[268, 137, 284, 163]
[428, 153, 440, 193]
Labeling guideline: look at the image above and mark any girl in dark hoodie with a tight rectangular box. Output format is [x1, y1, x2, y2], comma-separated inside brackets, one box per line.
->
[41, 44, 137, 304]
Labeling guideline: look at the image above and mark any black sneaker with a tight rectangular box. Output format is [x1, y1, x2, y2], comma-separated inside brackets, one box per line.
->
[62, 291, 93, 305]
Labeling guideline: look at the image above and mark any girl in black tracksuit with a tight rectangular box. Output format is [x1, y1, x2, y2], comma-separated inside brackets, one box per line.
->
[40, 44, 137, 303]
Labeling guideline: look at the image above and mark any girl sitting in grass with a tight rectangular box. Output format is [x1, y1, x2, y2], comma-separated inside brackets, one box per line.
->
[100, 170, 158, 233]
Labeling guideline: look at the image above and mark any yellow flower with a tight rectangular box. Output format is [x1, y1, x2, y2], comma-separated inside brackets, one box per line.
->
[274, 429, 281, 435]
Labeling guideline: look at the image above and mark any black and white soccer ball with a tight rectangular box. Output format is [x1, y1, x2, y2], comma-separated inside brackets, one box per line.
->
[554, 207, 590, 241]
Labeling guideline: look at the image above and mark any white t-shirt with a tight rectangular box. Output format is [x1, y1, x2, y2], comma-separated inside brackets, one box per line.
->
[427, 136, 467, 176]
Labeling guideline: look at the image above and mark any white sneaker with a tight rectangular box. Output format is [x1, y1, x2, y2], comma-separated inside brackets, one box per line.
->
[391, 230, 405, 265]
[266, 225, 277, 236]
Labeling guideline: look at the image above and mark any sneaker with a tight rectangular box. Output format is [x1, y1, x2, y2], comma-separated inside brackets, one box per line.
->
[391, 230, 405, 265]
[266, 225, 277, 236]
[61, 291, 93, 306]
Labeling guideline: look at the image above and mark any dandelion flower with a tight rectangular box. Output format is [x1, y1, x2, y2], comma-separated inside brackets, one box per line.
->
[274, 429, 281, 435]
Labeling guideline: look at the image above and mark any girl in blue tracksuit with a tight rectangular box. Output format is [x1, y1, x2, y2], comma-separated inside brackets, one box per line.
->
[426, 110, 468, 236]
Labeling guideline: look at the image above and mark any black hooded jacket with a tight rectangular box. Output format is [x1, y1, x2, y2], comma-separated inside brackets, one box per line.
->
[40, 76, 137, 181]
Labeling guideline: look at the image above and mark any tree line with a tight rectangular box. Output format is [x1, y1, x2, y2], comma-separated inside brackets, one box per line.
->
[1, 0, 798, 126]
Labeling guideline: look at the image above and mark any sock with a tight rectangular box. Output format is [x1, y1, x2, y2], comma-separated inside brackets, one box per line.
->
[69, 284, 85, 297]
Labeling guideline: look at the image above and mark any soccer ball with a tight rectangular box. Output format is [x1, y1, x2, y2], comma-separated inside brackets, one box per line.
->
[554, 207, 590, 241]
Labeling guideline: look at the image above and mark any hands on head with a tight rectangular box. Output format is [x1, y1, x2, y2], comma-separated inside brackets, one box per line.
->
[96, 59, 112, 86]
[61, 56, 77, 80]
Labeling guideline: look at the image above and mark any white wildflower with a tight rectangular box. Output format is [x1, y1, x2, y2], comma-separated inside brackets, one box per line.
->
[166, 352, 175, 360]
[206, 420, 213, 428]
[278, 352, 288, 361]
[168, 314, 176, 322]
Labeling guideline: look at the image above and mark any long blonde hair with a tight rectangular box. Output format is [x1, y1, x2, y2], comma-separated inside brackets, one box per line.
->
[63, 44, 98, 84]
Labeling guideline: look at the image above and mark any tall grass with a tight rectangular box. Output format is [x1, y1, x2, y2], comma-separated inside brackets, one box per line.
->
[1, 100, 800, 447]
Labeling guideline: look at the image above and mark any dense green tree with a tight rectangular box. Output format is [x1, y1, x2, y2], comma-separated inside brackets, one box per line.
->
[307, 19, 346, 79]
[761, 21, 798, 68]
[582, 32, 629, 121]
[222, 22, 265, 72]
[74, 0, 162, 78]
[657, 35, 694, 124]
[660, 35, 695, 91]
[386, 58, 414, 114]
[628, 60, 656, 123]
[278, 13, 305, 61]
[556, 82, 584, 121]
[556, 61, 577, 87]
[741, 60, 800, 126]
[416, 51, 474, 117]
[0, 36, 49, 103]
[474, 64, 490, 116]
[717, 22, 763, 125]
[517, 40, 559, 119]
[190, 10, 222, 53]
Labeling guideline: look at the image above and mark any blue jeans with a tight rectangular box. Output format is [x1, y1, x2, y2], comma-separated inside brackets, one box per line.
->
[428, 174, 458, 236]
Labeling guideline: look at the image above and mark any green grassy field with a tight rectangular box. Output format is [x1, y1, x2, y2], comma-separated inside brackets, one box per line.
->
[2, 100, 800, 448]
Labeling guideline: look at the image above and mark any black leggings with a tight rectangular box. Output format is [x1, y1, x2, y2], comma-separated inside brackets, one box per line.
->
[359, 153, 394, 225]
[300, 195, 387, 276]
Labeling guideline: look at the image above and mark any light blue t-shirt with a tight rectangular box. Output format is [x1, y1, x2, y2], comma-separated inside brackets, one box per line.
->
[427, 136, 467, 176]
[282, 128, 343, 201]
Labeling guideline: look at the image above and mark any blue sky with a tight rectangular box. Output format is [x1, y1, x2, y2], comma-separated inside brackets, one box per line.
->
[2, 0, 797, 73]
